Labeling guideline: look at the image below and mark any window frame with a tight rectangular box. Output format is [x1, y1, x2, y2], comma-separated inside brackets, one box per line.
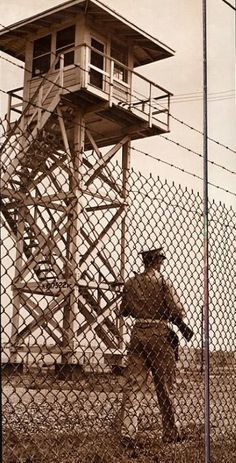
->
[89, 36, 106, 90]
[110, 40, 128, 84]
[55, 25, 76, 69]
[31, 24, 76, 78]
[32, 34, 52, 78]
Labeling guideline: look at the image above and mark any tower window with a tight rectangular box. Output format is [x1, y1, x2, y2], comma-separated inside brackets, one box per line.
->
[56, 25, 75, 68]
[32, 34, 51, 77]
[90, 38, 105, 89]
[110, 40, 128, 82]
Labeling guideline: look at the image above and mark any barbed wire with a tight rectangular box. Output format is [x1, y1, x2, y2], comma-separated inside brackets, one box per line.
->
[167, 88, 235, 99]
[167, 113, 236, 154]
[131, 146, 236, 197]
[161, 136, 236, 175]
[0, 85, 235, 197]
[132, 87, 236, 154]
[221, 0, 236, 11]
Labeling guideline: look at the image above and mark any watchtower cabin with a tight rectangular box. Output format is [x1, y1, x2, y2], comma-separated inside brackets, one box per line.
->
[0, 0, 174, 373]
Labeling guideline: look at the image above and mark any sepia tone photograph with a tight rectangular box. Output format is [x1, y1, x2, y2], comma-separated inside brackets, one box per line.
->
[0, 1, 235, 462]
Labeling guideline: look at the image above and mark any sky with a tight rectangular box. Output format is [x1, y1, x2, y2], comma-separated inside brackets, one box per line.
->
[0, 0, 235, 209]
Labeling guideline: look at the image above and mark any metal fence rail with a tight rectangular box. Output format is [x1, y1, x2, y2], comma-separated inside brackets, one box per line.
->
[1, 125, 235, 463]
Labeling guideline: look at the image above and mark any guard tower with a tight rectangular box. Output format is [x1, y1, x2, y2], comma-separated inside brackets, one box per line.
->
[0, 0, 174, 372]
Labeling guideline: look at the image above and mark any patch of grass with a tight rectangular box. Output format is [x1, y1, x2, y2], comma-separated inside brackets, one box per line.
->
[3, 430, 236, 463]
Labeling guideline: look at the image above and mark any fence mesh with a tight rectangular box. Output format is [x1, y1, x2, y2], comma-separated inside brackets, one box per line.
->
[1, 119, 236, 463]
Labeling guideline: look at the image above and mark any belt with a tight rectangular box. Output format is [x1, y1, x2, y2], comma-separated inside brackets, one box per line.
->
[135, 319, 169, 327]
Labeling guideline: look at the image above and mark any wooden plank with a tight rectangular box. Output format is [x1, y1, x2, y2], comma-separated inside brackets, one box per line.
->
[57, 106, 75, 178]
[13, 281, 73, 296]
[81, 183, 123, 203]
[10, 206, 26, 357]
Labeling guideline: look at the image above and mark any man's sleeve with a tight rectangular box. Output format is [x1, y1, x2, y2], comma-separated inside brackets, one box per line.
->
[163, 279, 186, 320]
[119, 283, 132, 317]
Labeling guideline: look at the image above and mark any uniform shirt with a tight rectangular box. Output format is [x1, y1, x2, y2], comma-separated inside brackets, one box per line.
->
[120, 271, 185, 321]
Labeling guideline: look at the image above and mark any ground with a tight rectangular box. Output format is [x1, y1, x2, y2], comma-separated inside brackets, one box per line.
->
[2, 367, 236, 463]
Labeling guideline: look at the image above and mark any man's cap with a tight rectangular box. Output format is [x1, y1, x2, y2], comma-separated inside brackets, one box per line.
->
[140, 248, 166, 266]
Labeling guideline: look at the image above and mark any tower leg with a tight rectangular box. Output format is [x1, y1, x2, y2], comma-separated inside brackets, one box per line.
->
[61, 112, 85, 364]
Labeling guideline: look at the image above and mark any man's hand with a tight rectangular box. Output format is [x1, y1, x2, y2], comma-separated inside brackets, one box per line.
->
[169, 316, 194, 342]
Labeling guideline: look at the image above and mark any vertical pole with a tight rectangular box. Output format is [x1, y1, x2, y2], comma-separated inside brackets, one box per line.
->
[148, 83, 153, 128]
[59, 54, 64, 89]
[202, 1, 210, 462]
[109, 60, 114, 107]
[83, 45, 89, 88]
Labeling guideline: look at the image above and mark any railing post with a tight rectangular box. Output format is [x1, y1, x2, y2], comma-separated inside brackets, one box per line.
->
[37, 86, 43, 131]
[59, 54, 64, 89]
[167, 94, 170, 131]
[128, 69, 132, 106]
[148, 83, 153, 128]
[83, 45, 89, 88]
[109, 60, 114, 107]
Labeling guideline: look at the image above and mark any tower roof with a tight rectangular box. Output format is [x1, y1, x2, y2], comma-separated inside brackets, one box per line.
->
[0, 0, 175, 66]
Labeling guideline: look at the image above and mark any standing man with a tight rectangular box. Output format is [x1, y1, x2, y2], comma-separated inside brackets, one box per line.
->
[119, 248, 193, 448]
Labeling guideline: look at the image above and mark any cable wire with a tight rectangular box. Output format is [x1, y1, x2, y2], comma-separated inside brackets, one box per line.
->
[161, 136, 236, 175]
[0, 85, 235, 197]
[1, 84, 235, 191]
[222, 0, 236, 11]
[131, 145, 236, 197]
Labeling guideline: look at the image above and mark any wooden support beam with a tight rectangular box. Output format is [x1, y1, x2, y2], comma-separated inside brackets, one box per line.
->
[84, 135, 130, 186]
[15, 293, 67, 342]
[80, 206, 125, 265]
[77, 296, 119, 349]
[85, 128, 122, 195]
[78, 296, 122, 341]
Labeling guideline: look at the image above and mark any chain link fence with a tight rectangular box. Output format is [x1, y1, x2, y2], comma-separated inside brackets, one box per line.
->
[1, 121, 235, 463]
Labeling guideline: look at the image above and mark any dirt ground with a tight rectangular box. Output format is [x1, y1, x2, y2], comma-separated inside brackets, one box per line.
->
[2, 368, 236, 463]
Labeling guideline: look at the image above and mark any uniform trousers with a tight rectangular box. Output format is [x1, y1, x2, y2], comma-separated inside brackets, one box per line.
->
[120, 323, 179, 441]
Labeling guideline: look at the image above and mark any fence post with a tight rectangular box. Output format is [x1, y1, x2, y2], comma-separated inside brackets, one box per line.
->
[202, 0, 210, 462]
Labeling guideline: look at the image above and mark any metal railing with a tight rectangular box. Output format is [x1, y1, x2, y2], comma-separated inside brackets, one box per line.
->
[5, 44, 172, 132]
